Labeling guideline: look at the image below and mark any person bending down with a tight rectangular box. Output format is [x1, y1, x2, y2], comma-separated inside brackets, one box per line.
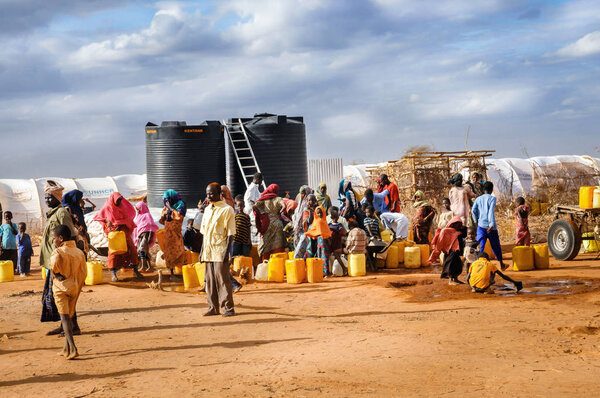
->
[467, 252, 522, 294]
[48, 225, 87, 360]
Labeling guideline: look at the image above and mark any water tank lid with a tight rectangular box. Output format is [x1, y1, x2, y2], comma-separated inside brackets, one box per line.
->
[199, 120, 223, 126]
[161, 121, 187, 127]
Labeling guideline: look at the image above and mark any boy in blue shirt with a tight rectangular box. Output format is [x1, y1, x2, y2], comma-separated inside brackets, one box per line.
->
[17, 222, 34, 277]
[0, 211, 19, 274]
[471, 182, 506, 270]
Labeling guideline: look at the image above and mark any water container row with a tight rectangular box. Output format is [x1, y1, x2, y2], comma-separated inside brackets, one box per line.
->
[512, 244, 550, 271]
[579, 186, 600, 209]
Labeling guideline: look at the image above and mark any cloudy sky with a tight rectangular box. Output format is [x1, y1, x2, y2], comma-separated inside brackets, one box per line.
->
[2, 0, 599, 178]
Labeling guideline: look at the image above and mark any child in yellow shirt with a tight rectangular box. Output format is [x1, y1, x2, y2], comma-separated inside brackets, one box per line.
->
[48, 225, 87, 359]
[467, 253, 522, 293]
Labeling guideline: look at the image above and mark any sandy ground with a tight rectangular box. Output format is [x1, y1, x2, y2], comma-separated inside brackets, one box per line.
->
[2, 248, 600, 397]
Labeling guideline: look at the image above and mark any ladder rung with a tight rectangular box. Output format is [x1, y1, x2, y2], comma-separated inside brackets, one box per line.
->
[235, 148, 251, 151]
[242, 165, 256, 168]
[232, 139, 246, 143]
[244, 175, 255, 178]
[238, 157, 254, 160]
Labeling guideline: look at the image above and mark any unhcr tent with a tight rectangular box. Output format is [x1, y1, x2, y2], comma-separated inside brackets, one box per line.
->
[486, 156, 600, 198]
[0, 175, 146, 234]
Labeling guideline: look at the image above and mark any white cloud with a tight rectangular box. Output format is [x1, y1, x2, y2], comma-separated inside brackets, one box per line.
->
[556, 30, 600, 57]
[419, 88, 537, 118]
[467, 61, 490, 74]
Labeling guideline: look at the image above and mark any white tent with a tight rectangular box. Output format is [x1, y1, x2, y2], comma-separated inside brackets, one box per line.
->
[0, 174, 146, 234]
[344, 156, 600, 200]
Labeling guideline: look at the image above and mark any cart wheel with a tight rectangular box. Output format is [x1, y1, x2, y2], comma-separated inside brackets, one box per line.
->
[547, 219, 582, 261]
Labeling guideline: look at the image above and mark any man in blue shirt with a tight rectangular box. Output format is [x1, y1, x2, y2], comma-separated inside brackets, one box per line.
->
[471, 182, 506, 270]
[360, 188, 390, 214]
[0, 211, 19, 274]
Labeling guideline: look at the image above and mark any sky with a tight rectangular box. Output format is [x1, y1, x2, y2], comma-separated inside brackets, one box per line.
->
[1, 0, 599, 178]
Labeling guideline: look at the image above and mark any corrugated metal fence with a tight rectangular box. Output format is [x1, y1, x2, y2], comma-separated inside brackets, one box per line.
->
[308, 158, 343, 205]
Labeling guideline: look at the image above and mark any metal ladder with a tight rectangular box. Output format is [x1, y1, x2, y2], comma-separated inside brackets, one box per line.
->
[223, 118, 266, 189]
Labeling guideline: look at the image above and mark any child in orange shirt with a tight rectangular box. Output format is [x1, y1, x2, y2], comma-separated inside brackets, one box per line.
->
[48, 225, 87, 359]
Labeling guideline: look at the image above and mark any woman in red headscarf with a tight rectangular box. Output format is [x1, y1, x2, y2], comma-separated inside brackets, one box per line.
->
[94, 192, 142, 281]
[428, 216, 465, 284]
[253, 184, 286, 260]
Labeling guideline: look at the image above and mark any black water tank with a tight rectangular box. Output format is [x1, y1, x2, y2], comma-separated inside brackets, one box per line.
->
[226, 114, 308, 197]
[146, 120, 226, 208]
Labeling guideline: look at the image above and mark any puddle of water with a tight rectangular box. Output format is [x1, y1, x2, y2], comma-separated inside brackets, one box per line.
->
[495, 279, 594, 297]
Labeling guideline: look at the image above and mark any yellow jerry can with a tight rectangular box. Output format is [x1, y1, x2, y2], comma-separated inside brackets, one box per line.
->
[348, 253, 366, 277]
[193, 262, 206, 287]
[385, 244, 399, 269]
[0, 261, 14, 282]
[85, 261, 103, 285]
[183, 264, 200, 289]
[108, 231, 128, 255]
[533, 244, 550, 269]
[306, 258, 323, 283]
[512, 246, 534, 271]
[404, 247, 421, 269]
[268, 257, 285, 282]
[285, 259, 306, 284]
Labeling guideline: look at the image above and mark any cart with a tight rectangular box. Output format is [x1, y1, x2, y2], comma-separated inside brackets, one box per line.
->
[547, 205, 600, 261]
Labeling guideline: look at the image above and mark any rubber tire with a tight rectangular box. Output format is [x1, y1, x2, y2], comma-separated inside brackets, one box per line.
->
[547, 219, 582, 261]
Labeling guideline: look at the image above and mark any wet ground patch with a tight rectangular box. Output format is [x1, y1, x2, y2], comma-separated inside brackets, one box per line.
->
[386, 277, 600, 302]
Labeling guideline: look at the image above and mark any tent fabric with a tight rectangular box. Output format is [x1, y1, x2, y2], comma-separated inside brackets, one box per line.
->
[0, 174, 147, 234]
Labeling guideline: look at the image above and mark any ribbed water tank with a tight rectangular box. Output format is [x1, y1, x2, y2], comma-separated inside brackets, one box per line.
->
[226, 114, 308, 197]
[146, 120, 226, 208]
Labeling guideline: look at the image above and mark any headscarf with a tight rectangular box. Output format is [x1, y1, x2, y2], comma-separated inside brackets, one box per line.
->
[133, 201, 159, 246]
[293, 186, 313, 232]
[413, 190, 431, 208]
[94, 192, 136, 232]
[448, 173, 463, 187]
[338, 179, 346, 202]
[221, 185, 235, 208]
[163, 189, 187, 217]
[44, 180, 64, 202]
[282, 198, 298, 215]
[343, 180, 358, 210]
[431, 216, 463, 254]
[315, 182, 331, 209]
[258, 184, 279, 202]
[62, 189, 86, 233]
[305, 206, 332, 239]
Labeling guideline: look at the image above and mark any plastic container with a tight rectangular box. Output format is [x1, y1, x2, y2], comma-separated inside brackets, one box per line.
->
[108, 231, 128, 255]
[594, 187, 600, 209]
[381, 229, 393, 243]
[533, 244, 550, 269]
[580, 186, 595, 209]
[331, 260, 344, 276]
[395, 241, 406, 264]
[155, 250, 166, 268]
[416, 244, 430, 267]
[582, 232, 599, 253]
[85, 262, 103, 285]
[0, 261, 14, 282]
[306, 258, 323, 282]
[233, 256, 253, 273]
[288, 251, 295, 260]
[193, 262, 205, 287]
[348, 253, 366, 277]
[156, 229, 165, 251]
[186, 251, 199, 265]
[408, 230, 414, 242]
[285, 259, 306, 284]
[404, 247, 421, 268]
[385, 244, 399, 269]
[42, 266, 48, 280]
[268, 257, 285, 282]
[183, 264, 200, 289]
[484, 240, 496, 260]
[512, 246, 534, 271]
[174, 265, 183, 275]
[270, 253, 288, 275]
[255, 261, 269, 281]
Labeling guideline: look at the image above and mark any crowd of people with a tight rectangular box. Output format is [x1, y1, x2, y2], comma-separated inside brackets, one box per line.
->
[0, 171, 533, 360]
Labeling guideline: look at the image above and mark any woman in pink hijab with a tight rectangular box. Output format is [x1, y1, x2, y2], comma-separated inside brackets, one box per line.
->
[133, 201, 159, 272]
[94, 192, 142, 281]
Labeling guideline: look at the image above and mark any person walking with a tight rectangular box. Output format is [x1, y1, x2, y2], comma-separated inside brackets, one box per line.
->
[200, 183, 236, 317]
[39, 180, 80, 336]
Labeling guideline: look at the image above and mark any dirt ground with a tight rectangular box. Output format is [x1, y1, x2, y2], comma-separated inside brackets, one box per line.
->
[2, 247, 600, 397]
